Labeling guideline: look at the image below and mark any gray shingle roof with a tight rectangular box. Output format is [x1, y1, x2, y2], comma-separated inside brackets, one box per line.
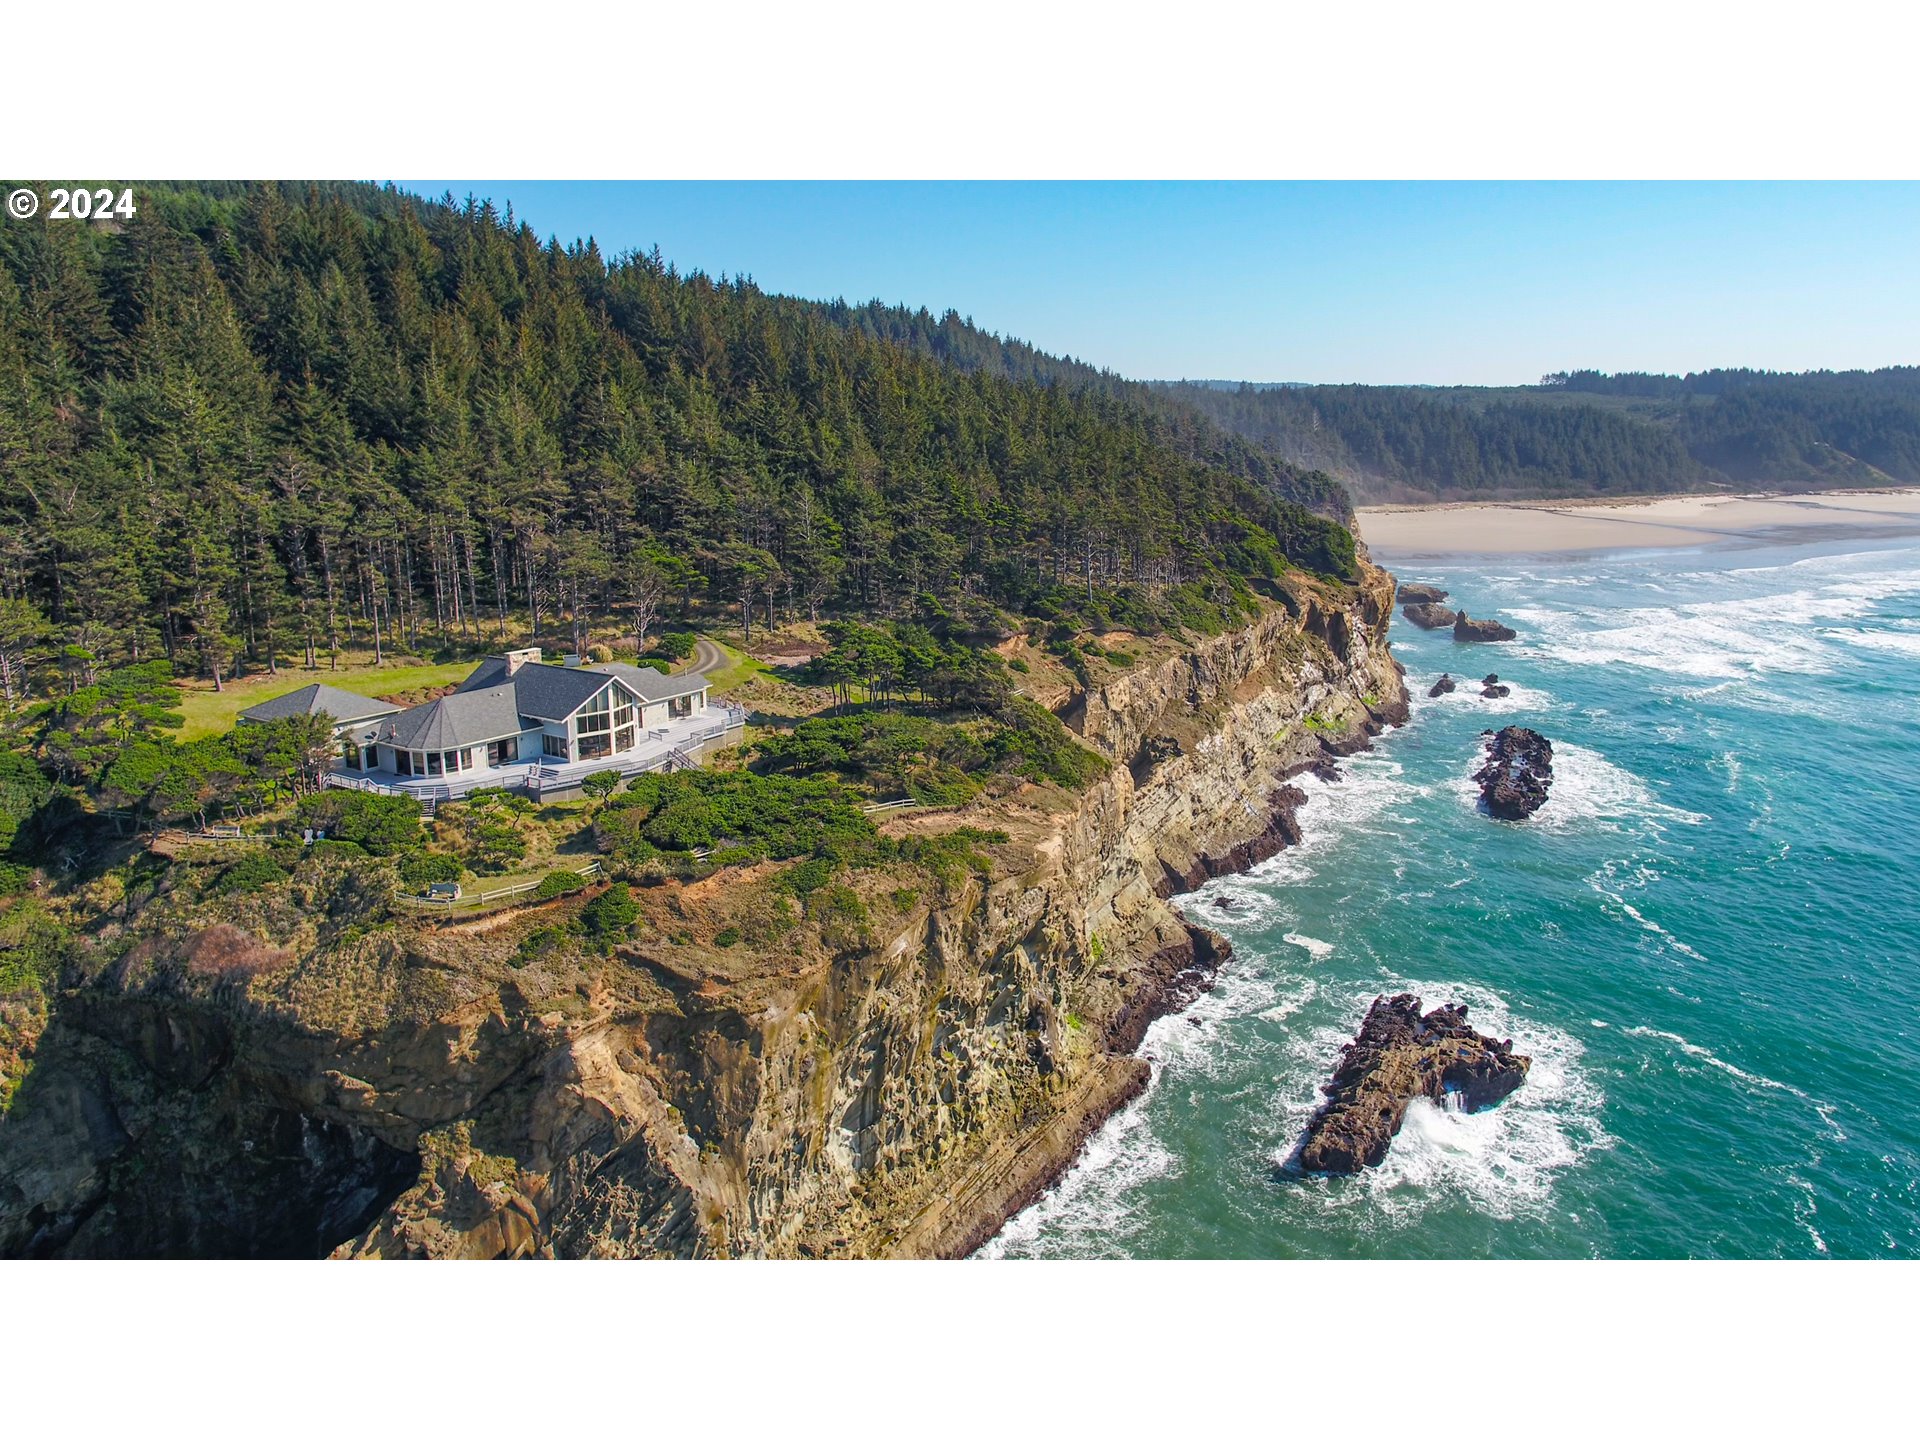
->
[238, 683, 402, 727]
[455, 658, 620, 721]
[372, 687, 526, 752]
[591, 662, 709, 703]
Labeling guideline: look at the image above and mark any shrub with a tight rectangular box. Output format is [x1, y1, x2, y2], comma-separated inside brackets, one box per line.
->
[217, 849, 289, 895]
[580, 882, 638, 947]
[309, 838, 368, 860]
[653, 632, 698, 661]
[581, 769, 624, 800]
[985, 697, 1108, 789]
[532, 869, 588, 900]
[906, 764, 981, 807]
[596, 770, 873, 865]
[0, 862, 30, 897]
[713, 926, 741, 948]
[587, 643, 614, 663]
[398, 852, 463, 889]
[1007, 657, 1029, 674]
[512, 924, 571, 969]
[775, 855, 836, 897]
[631, 657, 672, 674]
[434, 790, 534, 873]
[295, 791, 424, 856]
[807, 885, 872, 950]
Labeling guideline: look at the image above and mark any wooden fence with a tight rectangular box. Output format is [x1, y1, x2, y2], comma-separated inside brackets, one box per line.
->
[395, 858, 604, 914]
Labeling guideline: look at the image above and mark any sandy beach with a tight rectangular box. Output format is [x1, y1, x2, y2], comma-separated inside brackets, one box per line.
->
[1357, 489, 1920, 558]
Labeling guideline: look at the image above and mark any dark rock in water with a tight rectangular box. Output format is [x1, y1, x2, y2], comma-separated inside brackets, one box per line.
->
[1428, 673, 1457, 698]
[1454, 611, 1517, 642]
[1482, 674, 1499, 686]
[1402, 601, 1458, 630]
[1300, 994, 1531, 1174]
[1211, 894, 1238, 911]
[1473, 725, 1553, 819]
[1397, 583, 1449, 604]
[1480, 684, 1511, 699]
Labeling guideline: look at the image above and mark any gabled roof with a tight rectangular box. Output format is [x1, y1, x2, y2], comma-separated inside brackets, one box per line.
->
[372, 687, 526, 752]
[590, 662, 709, 704]
[455, 658, 619, 721]
[238, 683, 402, 727]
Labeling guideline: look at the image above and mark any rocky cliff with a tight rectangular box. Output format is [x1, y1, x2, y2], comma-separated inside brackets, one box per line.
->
[0, 566, 1406, 1260]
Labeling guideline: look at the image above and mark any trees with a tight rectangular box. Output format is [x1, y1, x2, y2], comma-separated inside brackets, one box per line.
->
[0, 180, 1372, 706]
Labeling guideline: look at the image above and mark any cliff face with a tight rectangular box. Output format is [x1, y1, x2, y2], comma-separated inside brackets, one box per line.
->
[0, 567, 1405, 1259]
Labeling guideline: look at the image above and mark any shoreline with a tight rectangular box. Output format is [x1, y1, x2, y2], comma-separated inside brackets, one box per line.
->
[1357, 486, 1920, 559]
[957, 711, 1404, 1258]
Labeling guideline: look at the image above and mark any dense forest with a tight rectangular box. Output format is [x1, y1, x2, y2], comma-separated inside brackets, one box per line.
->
[1159, 368, 1920, 501]
[0, 180, 1358, 698]
[780, 301, 1920, 503]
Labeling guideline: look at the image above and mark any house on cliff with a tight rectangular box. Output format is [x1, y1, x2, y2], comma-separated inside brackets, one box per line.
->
[241, 648, 744, 803]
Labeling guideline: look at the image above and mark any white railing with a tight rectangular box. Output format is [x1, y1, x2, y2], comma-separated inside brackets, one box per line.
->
[398, 858, 604, 912]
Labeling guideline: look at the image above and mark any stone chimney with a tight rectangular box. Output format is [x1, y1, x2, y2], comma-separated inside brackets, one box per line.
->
[500, 646, 542, 675]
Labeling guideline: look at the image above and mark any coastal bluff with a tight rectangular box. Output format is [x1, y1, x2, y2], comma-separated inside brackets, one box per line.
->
[1, 566, 1409, 1260]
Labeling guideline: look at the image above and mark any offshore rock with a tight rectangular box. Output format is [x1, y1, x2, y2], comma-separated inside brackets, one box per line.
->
[1453, 611, 1517, 643]
[1396, 584, 1449, 605]
[1401, 602, 1458, 630]
[1428, 673, 1457, 698]
[1473, 725, 1553, 819]
[1298, 994, 1530, 1174]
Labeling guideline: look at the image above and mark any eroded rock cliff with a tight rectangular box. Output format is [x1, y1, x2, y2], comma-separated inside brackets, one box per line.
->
[1, 566, 1407, 1260]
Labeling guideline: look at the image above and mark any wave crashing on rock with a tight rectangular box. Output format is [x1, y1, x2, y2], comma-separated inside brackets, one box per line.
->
[1473, 725, 1553, 818]
[1299, 994, 1532, 1174]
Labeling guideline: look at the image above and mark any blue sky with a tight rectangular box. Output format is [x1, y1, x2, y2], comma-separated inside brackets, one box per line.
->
[398, 182, 1920, 386]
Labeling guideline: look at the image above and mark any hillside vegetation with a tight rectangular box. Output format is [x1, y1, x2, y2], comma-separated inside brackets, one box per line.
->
[0, 180, 1356, 697]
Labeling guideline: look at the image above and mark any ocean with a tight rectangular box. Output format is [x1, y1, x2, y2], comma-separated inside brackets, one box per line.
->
[986, 534, 1920, 1259]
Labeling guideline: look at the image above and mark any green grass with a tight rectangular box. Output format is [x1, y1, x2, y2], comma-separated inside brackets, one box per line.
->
[175, 660, 478, 740]
[703, 638, 775, 696]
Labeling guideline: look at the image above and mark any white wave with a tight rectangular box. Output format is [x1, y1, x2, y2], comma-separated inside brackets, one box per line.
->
[1825, 627, 1920, 659]
[1622, 1026, 1846, 1141]
[975, 1064, 1179, 1260]
[1417, 673, 1557, 716]
[1272, 979, 1613, 1225]
[1455, 739, 1708, 833]
[1283, 932, 1334, 961]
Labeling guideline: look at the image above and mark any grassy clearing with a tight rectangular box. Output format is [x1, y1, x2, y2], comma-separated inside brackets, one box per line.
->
[704, 638, 776, 696]
[175, 660, 478, 740]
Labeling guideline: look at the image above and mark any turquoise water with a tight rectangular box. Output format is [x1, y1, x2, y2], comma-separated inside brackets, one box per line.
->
[988, 535, 1920, 1259]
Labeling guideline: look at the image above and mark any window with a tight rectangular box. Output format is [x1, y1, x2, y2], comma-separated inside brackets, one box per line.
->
[543, 733, 569, 760]
[614, 726, 636, 753]
[488, 737, 518, 766]
[578, 732, 612, 761]
[363, 744, 379, 770]
[395, 750, 413, 776]
[669, 695, 693, 719]
[342, 740, 362, 769]
[427, 751, 443, 777]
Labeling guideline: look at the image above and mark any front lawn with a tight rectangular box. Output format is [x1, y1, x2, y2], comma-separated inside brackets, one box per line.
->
[174, 660, 478, 739]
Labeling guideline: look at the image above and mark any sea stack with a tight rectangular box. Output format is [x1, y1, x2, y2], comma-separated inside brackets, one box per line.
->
[1473, 725, 1553, 819]
[1396, 583, 1449, 604]
[1299, 994, 1531, 1174]
[1402, 601, 1458, 629]
[1453, 611, 1517, 642]
[1428, 673, 1457, 697]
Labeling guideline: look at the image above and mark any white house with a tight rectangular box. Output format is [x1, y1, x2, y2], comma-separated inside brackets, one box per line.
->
[243, 648, 744, 802]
